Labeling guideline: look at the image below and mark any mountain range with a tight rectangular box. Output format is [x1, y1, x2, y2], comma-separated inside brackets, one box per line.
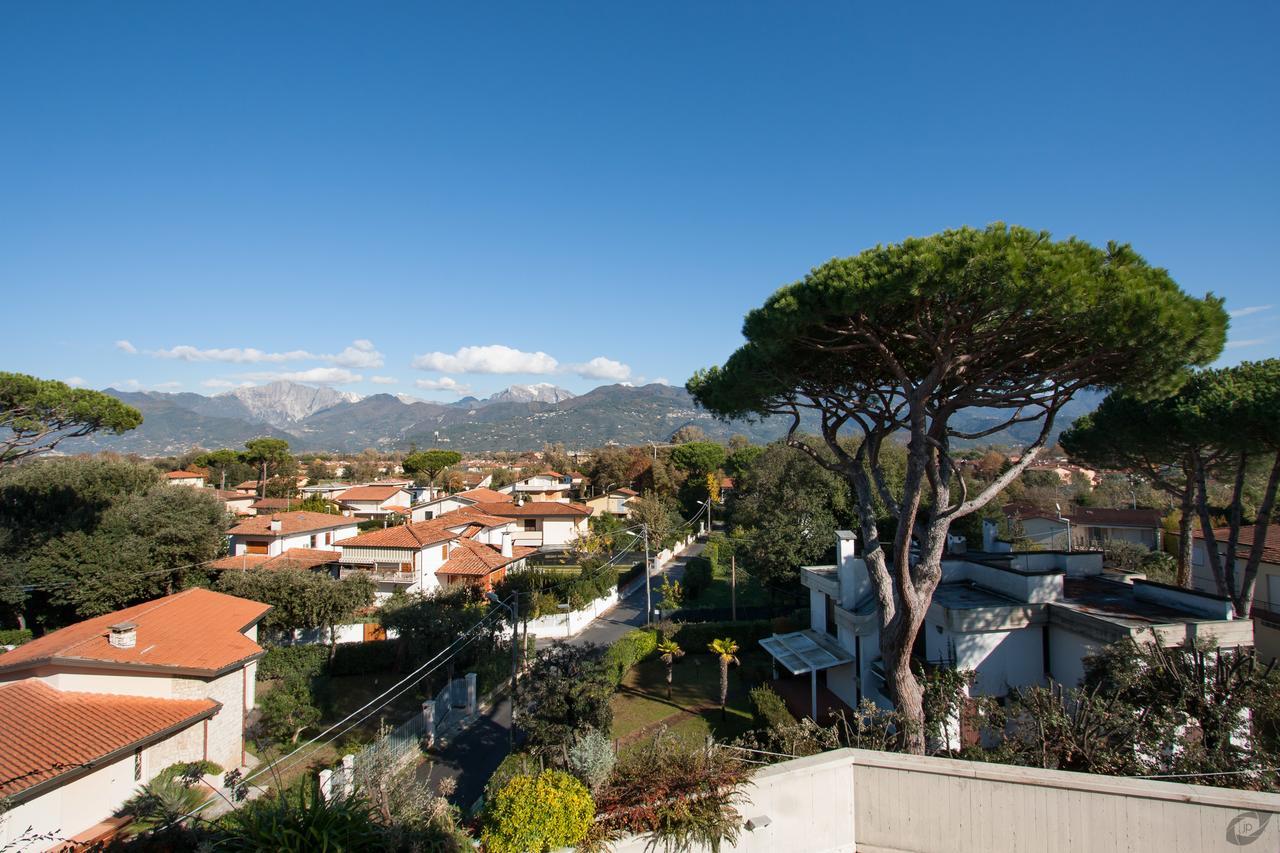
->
[62, 380, 1101, 456]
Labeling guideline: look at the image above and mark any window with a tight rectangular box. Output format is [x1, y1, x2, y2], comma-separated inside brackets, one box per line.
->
[245, 540, 269, 555]
[134, 749, 143, 781]
[325, 531, 333, 545]
[824, 596, 837, 637]
[441, 544, 448, 559]
[524, 519, 537, 531]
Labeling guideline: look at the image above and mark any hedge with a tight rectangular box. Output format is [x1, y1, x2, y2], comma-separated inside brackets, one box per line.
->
[257, 645, 328, 681]
[666, 618, 795, 653]
[615, 561, 646, 591]
[0, 628, 32, 647]
[330, 639, 399, 676]
[682, 557, 713, 600]
[603, 628, 658, 686]
[750, 684, 797, 730]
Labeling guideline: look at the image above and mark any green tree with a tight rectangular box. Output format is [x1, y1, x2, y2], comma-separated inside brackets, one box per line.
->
[0, 373, 142, 465]
[629, 493, 683, 552]
[216, 570, 375, 659]
[255, 672, 322, 744]
[481, 770, 594, 853]
[519, 641, 613, 755]
[243, 437, 293, 494]
[688, 225, 1226, 752]
[708, 637, 740, 719]
[192, 448, 256, 491]
[402, 449, 462, 488]
[657, 638, 684, 700]
[670, 441, 727, 477]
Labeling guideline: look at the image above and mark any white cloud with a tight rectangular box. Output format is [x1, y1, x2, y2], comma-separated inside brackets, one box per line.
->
[152, 381, 183, 390]
[146, 340, 384, 368]
[241, 367, 364, 385]
[568, 356, 632, 381]
[115, 378, 142, 390]
[414, 377, 472, 394]
[412, 345, 559, 375]
[652, 377, 670, 385]
[115, 340, 137, 354]
[65, 376, 86, 387]
[1225, 338, 1269, 349]
[202, 378, 255, 389]
[369, 375, 398, 385]
[1230, 305, 1272, 319]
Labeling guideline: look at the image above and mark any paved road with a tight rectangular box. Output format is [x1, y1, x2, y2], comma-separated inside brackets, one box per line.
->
[419, 541, 703, 811]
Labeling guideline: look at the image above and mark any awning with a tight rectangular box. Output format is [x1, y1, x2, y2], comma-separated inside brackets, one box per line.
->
[759, 630, 854, 675]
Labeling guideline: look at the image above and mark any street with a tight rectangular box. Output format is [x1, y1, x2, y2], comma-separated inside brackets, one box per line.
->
[417, 540, 702, 810]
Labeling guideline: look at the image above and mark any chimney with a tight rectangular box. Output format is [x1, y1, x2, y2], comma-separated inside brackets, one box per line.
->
[501, 531, 513, 558]
[108, 622, 137, 649]
[269, 515, 282, 532]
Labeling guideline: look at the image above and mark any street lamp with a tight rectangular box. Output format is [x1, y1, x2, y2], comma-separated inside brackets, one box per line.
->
[485, 591, 520, 750]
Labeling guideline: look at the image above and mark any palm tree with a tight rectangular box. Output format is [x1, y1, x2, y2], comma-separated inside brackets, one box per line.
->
[657, 638, 685, 699]
[707, 637, 740, 719]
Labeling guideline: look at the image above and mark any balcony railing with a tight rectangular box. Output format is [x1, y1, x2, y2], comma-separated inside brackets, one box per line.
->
[340, 565, 416, 584]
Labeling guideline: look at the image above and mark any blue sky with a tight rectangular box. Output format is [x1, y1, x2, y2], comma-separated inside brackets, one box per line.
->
[2, 2, 1276, 400]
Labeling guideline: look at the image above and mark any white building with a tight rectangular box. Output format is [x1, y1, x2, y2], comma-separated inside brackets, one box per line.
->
[1192, 523, 1280, 665]
[783, 530, 1251, 730]
[164, 470, 206, 488]
[473, 500, 591, 549]
[0, 589, 271, 847]
[1003, 504, 1163, 551]
[334, 484, 414, 519]
[497, 471, 573, 503]
[409, 487, 512, 522]
[226, 511, 359, 557]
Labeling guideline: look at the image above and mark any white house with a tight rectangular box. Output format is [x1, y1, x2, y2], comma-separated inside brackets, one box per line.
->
[1192, 523, 1280, 664]
[334, 484, 414, 519]
[474, 500, 591, 549]
[0, 589, 272, 848]
[497, 471, 573, 502]
[164, 470, 206, 488]
[585, 487, 637, 518]
[337, 507, 536, 598]
[409, 487, 512, 522]
[226, 511, 359, 557]
[1003, 504, 1163, 551]
[211, 489, 256, 516]
[782, 530, 1251, 733]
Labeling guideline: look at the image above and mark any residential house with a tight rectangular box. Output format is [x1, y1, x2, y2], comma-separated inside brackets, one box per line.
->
[497, 471, 573, 502]
[1003, 503, 1163, 551]
[299, 482, 353, 502]
[251, 497, 300, 514]
[211, 489, 256, 516]
[784, 530, 1250, 730]
[337, 507, 536, 598]
[232, 480, 261, 496]
[474, 500, 591, 549]
[0, 589, 272, 847]
[164, 470, 205, 488]
[226, 511, 359, 557]
[1192, 523, 1280, 664]
[208, 548, 343, 574]
[334, 484, 414, 519]
[409, 487, 511, 522]
[585, 487, 637, 518]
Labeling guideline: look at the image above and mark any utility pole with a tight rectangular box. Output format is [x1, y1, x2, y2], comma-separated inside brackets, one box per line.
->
[510, 590, 519, 750]
[643, 523, 652, 626]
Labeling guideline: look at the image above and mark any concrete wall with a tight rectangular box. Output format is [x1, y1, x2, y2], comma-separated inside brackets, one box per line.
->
[850, 748, 1280, 853]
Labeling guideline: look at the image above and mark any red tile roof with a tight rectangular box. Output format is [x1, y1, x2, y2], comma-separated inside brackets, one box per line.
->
[1003, 503, 1162, 527]
[208, 548, 342, 572]
[1194, 524, 1280, 565]
[437, 539, 537, 577]
[337, 485, 409, 502]
[251, 497, 297, 510]
[454, 487, 513, 504]
[165, 470, 204, 480]
[341, 508, 512, 549]
[0, 588, 270, 677]
[476, 501, 591, 518]
[0, 679, 219, 799]
[227, 511, 355, 537]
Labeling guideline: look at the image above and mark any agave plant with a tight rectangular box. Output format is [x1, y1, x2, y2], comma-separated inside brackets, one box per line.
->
[117, 774, 211, 835]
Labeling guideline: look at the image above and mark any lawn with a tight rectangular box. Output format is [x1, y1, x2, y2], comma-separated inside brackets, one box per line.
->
[609, 651, 770, 752]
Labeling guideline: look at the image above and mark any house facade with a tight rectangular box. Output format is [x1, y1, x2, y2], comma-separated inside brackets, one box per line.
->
[226, 511, 359, 557]
[409, 487, 511, 522]
[585, 487, 637, 518]
[498, 471, 572, 502]
[1003, 504, 1163, 551]
[788, 531, 1250, 730]
[474, 500, 591, 548]
[164, 470, 206, 488]
[1192, 523, 1280, 664]
[334, 484, 414, 519]
[0, 589, 272, 847]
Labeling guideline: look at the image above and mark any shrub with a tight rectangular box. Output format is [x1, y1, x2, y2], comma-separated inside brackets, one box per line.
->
[216, 784, 385, 852]
[116, 774, 212, 835]
[1105, 540, 1149, 573]
[481, 770, 594, 853]
[669, 619, 776, 653]
[330, 639, 399, 676]
[616, 560, 646, 591]
[0, 628, 32, 646]
[154, 760, 223, 783]
[257, 645, 328, 681]
[603, 628, 658, 685]
[750, 684, 796, 730]
[683, 556, 713, 600]
[1140, 550, 1179, 584]
[485, 752, 540, 804]
[566, 729, 616, 793]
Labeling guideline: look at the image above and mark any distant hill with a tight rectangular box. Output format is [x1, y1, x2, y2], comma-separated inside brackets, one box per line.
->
[60, 380, 1102, 455]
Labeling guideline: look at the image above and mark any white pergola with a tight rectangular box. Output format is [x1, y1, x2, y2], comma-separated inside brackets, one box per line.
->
[758, 630, 856, 721]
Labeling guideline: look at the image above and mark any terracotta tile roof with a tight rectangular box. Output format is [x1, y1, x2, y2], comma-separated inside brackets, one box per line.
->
[251, 497, 297, 510]
[476, 501, 591, 518]
[342, 508, 512, 550]
[227, 511, 355, 537]
[1003, 503, 1162, 527]
[0, 588, 270, 677]
[212, 489, 253, 500]
[336, 485, 408, 502]
[235, 480, 261, 490]
[208, 548, 342, 572]
[165, 470, 204, 480]
[614, 487, 639, 497]
[455, 487, 513, 504]
[437, 539, 537, 577]
[1194, 524, 1280, 565]
[0, 679, 219, 799]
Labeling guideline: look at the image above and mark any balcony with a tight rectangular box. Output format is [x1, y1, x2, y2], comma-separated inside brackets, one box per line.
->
[339, 564, 417, 584]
